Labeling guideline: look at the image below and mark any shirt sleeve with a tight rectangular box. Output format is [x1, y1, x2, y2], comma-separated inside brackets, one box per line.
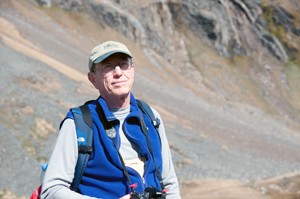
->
[151, 108, 181, 199]
[40, 119, 99, 199]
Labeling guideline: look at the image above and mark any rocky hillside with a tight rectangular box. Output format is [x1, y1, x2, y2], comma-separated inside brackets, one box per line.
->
[36, 0, 300, 126]
[0, 0, 300, 198]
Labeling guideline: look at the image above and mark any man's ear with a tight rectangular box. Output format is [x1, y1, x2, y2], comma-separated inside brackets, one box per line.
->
[88, 72, 96, 85]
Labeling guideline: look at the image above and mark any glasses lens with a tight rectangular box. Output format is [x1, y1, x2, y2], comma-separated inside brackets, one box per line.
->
[120, 62, 130, 70]
[102, 64, 114, 74]
[101, 61, 131, 76]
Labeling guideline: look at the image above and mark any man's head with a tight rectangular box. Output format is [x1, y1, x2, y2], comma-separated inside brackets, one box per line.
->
[88, 41, 134, 107]
[88, 41, 132, 72]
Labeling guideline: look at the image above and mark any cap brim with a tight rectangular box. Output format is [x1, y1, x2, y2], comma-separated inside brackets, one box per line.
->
[94, 50, 132, 64]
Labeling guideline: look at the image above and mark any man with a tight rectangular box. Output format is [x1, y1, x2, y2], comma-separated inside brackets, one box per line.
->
[41, 41, 180, 199]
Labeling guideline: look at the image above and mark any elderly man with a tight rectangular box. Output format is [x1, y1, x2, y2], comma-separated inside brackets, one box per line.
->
[41, 41, 181, 199]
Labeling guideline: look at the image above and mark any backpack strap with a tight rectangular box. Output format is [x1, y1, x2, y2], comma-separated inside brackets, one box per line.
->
[136, 99, 160, 131]
[70, 104, 93, 192]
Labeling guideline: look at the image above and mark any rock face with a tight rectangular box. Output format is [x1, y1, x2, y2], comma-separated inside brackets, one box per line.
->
[40, 0, 300, 62]
[38, 0, 300, 125]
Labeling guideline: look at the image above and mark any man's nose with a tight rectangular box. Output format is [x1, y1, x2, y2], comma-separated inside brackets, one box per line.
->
[113, 66, 122, 74]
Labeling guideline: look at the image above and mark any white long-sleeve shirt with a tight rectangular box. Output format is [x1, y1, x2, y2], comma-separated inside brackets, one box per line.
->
[41, 107, 180, 199]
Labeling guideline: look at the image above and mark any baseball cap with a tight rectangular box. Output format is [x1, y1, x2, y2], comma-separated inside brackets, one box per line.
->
[88, 41, 132, 71]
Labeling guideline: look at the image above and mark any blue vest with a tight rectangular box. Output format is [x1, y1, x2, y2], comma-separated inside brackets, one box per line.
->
[65, 94, 163, 198]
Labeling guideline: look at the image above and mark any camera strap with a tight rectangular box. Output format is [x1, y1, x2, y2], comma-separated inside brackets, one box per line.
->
[138, 110, 165, 191]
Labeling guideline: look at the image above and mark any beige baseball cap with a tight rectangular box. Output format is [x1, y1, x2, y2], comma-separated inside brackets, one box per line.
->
[88, 41, 132, 71]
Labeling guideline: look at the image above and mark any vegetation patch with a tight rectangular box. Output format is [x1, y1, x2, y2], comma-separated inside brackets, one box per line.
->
[260, 2, 300, 63]
[18, 135, 37, 157]
[31, 117, 56, 141]
[285, 62, 300, 112]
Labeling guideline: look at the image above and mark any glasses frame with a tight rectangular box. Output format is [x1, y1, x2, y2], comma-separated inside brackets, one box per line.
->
[91, 60, 133, 76]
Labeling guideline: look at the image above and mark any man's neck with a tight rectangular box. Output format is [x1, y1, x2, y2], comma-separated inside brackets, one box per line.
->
[103, 93, 130, 109]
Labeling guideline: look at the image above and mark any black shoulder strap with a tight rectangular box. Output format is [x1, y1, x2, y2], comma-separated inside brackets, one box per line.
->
[136, 99, 160, 131]
[70, 104, 93, 192]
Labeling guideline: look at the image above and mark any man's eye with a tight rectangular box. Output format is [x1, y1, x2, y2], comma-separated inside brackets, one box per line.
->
[103, 64, 113, 69]
[120, 62, 129, 69]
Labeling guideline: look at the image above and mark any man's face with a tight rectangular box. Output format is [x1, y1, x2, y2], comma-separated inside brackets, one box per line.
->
[88, 53, 134, 99]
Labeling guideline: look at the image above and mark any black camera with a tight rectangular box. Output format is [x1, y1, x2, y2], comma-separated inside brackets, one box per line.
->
[130, 186, 166, 199]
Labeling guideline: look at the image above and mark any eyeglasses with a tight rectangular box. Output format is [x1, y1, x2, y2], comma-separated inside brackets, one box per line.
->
[96, 61, 132, 76]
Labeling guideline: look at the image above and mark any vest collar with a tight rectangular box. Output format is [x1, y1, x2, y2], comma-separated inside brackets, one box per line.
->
[97, 93, 140, 122]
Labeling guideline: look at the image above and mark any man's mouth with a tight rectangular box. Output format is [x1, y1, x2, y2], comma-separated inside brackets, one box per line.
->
[112, 81, 126, 86]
